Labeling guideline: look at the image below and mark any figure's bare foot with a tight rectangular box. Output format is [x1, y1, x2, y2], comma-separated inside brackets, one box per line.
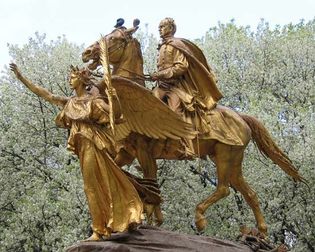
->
[82, 232, 102, 242]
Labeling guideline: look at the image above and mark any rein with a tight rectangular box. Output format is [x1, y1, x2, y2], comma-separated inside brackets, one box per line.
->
[107, 40, 126, 54]
[105, 28, 128, 54]
[96, 29, 152, 83]
[116, 66, 150, 81]
[110, 29, 151, 81]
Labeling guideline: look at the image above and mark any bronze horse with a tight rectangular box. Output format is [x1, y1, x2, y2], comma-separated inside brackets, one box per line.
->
[82, 23, 306, 236]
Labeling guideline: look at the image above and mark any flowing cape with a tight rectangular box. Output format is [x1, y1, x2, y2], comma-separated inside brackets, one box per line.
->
[167, 38, 223, 109]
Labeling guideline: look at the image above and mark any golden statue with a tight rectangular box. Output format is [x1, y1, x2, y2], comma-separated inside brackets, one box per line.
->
[81, 18, 306, 237]
[9, 62, 195, 240]
[151, 17, 225, 155]
[151, 17, 221, 110]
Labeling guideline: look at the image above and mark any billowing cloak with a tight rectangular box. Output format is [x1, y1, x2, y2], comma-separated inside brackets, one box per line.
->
[166, 37, 223, 110]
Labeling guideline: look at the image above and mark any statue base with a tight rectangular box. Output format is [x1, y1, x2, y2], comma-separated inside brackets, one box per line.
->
[66, 225, 251, 252]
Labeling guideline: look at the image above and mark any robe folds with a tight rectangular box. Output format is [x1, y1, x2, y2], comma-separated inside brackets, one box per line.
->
[55, 95, 143, 235]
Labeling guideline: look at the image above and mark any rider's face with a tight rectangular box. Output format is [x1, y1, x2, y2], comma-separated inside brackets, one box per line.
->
[159, 21, 173, 39]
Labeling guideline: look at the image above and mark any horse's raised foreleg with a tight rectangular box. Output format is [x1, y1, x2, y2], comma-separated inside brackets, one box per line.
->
[135, 136, 158, 179]
[195, 186, 231, 231]
[134, 136, 164, 225]
[115, 138, 163, 225]
[195, 143, 232, 231]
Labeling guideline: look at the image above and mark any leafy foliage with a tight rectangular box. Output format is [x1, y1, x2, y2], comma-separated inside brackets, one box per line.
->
[0, 33, 90, 251]
[0, 20, 314, 251]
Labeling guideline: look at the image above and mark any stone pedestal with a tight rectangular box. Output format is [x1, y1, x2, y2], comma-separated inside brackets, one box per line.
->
[66, 225, 251, 252]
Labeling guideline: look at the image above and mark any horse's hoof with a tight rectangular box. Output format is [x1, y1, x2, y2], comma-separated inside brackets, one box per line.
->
[154, 207, 164, 226]
[155, 219, 163, 226]
[195, 215, 207, 231]
[258, 225, 268, 238]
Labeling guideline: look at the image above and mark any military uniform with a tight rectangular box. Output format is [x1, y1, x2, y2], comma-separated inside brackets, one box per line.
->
[153, 42, 189, 114]
[153, 37, 246, 148]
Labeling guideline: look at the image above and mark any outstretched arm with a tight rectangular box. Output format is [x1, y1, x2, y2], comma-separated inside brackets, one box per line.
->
[10, 63, 68, 107]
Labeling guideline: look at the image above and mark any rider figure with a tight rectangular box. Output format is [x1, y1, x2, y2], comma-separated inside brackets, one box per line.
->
[151, 17, 223, 156]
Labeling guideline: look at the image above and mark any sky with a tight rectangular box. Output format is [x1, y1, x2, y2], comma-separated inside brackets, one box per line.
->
[1, 0, 314, 71]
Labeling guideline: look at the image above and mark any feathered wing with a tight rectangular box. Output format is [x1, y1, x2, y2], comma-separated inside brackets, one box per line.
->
[112, 76, 197, 141]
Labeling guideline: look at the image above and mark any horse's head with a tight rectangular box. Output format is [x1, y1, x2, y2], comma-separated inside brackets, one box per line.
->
[82, 40, 101, 70]
[82, 19, 141, 71]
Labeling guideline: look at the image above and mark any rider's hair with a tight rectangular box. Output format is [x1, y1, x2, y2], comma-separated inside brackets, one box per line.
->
[163, 17, 177, 35]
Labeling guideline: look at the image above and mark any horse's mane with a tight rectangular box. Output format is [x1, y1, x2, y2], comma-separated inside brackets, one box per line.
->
[130, 38, 143, 64]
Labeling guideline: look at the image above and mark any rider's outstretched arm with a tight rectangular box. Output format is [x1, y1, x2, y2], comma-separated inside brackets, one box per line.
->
[10, 63, 68, 107]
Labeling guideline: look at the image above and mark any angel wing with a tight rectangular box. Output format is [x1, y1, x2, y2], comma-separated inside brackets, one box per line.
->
[112, 76, 197, 141]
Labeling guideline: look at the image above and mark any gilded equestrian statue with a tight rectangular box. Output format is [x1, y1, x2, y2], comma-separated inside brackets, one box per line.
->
[81, 19, 306, 236]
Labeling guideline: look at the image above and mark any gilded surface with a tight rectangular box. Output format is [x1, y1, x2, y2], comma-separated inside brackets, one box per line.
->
[9, 64, 155, 241]
[56, 96, 144, 236]
[151, 18, 245, 147]
[9, 61, 198, 240]
[80, 18, 306, 237]
[9, 17, 306, 243]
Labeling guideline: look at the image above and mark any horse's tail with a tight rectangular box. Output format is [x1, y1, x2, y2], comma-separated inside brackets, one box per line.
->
[240, 114, 307, 184]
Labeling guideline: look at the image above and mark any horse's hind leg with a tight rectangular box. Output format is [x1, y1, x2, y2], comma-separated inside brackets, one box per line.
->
[231, 169, 268, 236]
[195, 143, 232, 232]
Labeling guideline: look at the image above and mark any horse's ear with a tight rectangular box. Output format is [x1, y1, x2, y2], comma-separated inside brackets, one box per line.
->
[70, 65, 75, 71]
[133, 19, 140, 27]
[114, 18, 125, 28]
[126, 19, 140, 35]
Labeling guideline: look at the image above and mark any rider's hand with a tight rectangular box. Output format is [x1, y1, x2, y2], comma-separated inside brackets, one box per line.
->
[150, 72, 159, 81]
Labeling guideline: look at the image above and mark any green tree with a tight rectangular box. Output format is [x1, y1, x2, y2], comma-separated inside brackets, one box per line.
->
[156, 19, 315, 251]
[0, 33, 90, 251]
[0, 19, 314, 251]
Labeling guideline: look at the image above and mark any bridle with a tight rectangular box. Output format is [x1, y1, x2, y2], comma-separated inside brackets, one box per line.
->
[103, 28, 128, 55]
[99, 29, 149, 82]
